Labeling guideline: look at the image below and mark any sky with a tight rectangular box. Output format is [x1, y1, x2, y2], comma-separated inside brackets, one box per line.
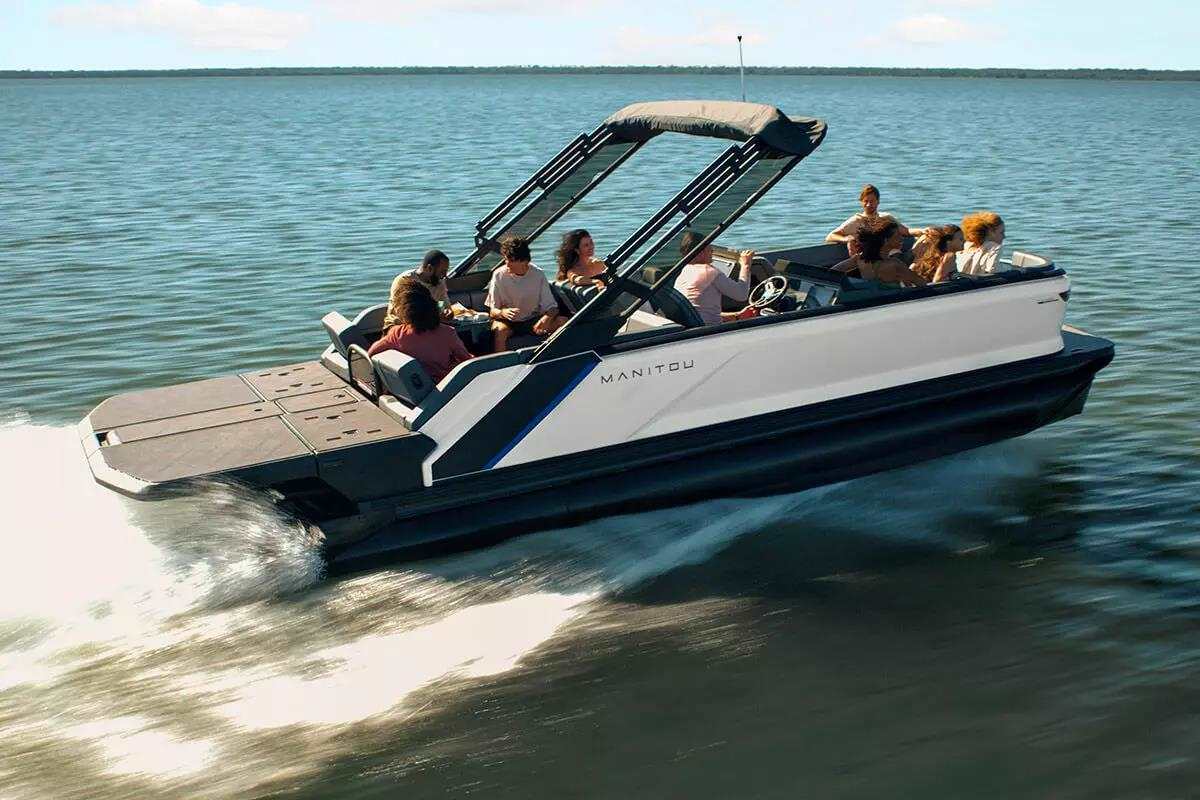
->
[2, 0, 1197, 71]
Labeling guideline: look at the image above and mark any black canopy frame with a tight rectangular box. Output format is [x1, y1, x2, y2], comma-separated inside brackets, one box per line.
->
[529, 138, 803, 362]
[451, 125, 645, 276]
[447, 101, 827, 358]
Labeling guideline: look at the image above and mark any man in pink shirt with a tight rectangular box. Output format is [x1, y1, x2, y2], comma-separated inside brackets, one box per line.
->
[672, 230, 753, 325]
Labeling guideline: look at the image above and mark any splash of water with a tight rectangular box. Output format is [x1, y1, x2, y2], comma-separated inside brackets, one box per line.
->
[0, 415, 1044, 798]
[0, 420, 323, 655]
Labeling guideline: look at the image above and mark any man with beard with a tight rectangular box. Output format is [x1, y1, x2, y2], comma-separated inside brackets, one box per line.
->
[386, 249, 451, 327]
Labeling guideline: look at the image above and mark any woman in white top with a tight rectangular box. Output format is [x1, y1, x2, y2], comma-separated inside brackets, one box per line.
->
[956, 211, 1006, 275]
[826, 184, 920, 246]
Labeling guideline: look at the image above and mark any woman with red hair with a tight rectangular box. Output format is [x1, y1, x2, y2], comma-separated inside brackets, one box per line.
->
[957, 211, 1007, 275]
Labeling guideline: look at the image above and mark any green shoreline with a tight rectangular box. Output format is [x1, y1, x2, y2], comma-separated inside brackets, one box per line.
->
[3, 66, 1198, 81]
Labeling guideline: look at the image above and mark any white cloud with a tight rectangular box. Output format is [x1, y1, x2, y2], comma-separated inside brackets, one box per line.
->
[323, 0, 608, 24]
[610, 22, 768, 64]
[889, 13, 975, 44]
[51, 0, 311, 51]
[915, 0, 993, 7]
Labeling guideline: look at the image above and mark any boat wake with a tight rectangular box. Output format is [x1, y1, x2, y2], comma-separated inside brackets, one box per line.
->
[0, 415, 1043, 798]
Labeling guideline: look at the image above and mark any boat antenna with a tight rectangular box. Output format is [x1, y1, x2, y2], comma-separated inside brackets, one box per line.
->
[737, 35, 746, 101]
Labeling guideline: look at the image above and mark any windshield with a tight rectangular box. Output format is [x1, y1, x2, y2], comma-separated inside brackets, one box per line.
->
[457, 137, 641, 275]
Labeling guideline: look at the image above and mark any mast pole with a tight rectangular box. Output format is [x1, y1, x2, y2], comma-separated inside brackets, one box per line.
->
[737, 35, 746, 101]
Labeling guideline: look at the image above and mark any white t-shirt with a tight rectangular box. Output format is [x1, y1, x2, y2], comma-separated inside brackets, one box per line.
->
[956, 242, 1005, 275]
[486, 264, 557, 322]
[394, 268, 449, 303]
[833, 211, 898, 237]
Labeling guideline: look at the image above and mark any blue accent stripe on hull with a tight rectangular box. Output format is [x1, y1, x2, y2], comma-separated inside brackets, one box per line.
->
[483, 360, 598, 470]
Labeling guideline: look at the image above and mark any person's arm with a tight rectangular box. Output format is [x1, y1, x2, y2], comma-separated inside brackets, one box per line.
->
[932, 253, 955, 283]
[447, 328, 473, 365]
[367, 328, 396, 357]
[825, 216, 856, 244]
[711, 265, 750, 303]
[896, 263, 929, 287]
[485, 276, 516, 321]
[537, 277, 559, 318]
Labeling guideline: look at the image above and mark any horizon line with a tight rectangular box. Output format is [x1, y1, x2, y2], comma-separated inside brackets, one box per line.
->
[3, 65, 1199, 81]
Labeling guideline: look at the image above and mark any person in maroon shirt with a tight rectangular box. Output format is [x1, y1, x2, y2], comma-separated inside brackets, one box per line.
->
[368, 278, 472, 384]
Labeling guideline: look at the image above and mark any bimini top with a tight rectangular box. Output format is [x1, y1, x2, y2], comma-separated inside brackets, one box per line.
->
[604, 100, 827, 159]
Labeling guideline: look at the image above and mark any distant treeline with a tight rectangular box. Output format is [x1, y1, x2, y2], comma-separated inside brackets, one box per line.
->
[3, 66, 1199, 81]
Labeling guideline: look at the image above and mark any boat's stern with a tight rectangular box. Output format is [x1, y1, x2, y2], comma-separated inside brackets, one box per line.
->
[79, 362, 434, 521]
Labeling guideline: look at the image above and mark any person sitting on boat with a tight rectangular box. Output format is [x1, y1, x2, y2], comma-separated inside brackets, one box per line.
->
[556, 228, 608, 291]
[825, 184, 922, 249]
[956, 211, 1007, 275]
[911, 224, 965, 283]
[672, 230, 753, 325]
[385, 249, 451, 328]
[369, 278, 472, 383]
[834, 218, 928, 287]
[486, 235, 564, 352]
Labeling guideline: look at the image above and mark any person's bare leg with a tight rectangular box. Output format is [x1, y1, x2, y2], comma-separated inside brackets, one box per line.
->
[491, 320, 511, 353]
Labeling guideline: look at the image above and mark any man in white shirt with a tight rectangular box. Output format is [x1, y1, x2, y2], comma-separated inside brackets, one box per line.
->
[486, 235, 564, 352]
[672, 231, 752, 325]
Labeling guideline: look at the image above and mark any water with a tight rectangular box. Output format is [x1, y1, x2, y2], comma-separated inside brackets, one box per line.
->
[0, 74, 1198, 798]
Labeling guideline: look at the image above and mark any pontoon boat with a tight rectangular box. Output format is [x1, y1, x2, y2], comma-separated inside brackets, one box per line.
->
[79, 101, 1114, 571]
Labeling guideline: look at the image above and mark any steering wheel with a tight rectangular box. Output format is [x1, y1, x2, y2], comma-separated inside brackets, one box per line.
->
[748, 275, 788, 309]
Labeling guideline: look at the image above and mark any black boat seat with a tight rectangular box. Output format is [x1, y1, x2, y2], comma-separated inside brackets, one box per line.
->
[372, 350, 436, 406]
[551, 279, 600, 314]
[650, 285, 706, 328]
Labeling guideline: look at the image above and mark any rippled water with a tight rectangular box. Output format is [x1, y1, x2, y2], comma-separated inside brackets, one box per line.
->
[1, 75, 1198, 798]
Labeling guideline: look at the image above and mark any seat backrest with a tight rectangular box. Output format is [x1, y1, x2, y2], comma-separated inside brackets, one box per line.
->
[348, 344, 379, 399]
[322, 311, 370, 359]
[353, 303, 389, 336]
[551, 279, 600, 315]
[650, 285, 706, 328]
[372, 349, 435, 406]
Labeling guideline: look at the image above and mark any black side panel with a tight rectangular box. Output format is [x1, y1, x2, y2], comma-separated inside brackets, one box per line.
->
[317, 433, 436, 502]
[432, 352, 601, 479]
[328, 332, 1113, 573]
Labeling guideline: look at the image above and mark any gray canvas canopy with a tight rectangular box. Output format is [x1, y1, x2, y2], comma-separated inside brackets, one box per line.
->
[604, 100, 827, 159]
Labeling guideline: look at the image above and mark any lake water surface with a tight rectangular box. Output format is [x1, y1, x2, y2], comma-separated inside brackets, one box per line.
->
[1, 74, 1198, 798]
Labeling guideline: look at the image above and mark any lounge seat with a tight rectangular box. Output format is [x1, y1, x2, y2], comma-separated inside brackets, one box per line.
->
[551, 279, 600, 315]
[321, 311, 370, 382]
[353, 303, 389, 336]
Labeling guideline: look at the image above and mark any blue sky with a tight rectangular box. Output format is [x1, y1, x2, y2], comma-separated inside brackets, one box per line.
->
[3, 0, 1197, 71]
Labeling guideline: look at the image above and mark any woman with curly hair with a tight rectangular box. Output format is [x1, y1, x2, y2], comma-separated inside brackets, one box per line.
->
[555, 229, 607, 290]
[835, 218, 928, 287]
[956, 211, 1006, 275]
[912, 224, 965, 283]
[368, 278, 472, 383]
